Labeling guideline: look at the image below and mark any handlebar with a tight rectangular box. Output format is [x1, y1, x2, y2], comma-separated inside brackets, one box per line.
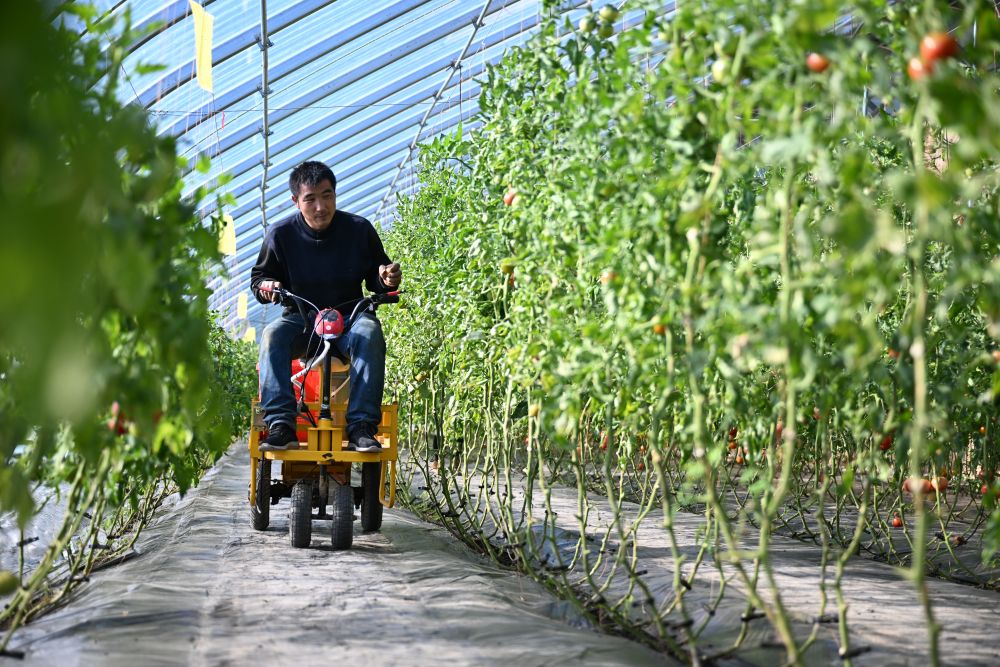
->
[258, 283, 400, 333]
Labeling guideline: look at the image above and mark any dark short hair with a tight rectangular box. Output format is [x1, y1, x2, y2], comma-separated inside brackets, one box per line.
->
[289, 161, 336, 197]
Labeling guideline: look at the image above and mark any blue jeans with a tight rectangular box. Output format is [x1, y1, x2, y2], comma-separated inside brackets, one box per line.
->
[258, 311, 385, 435]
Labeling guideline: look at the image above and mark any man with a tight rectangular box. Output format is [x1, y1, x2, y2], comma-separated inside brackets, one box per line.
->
[250, 161, 401, 453]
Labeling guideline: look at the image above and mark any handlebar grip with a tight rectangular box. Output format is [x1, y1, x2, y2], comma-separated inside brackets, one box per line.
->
[375, 291, 400, 305]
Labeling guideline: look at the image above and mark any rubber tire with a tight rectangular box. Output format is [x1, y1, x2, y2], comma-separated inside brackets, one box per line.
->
[360, 462, 383, 532]
[330, 480, 354, 550]
[289, 479, 313, 548]
[251, 459, 271, 531]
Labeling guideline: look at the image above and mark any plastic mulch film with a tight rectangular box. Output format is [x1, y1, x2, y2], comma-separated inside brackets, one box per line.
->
[3, 445, 670, 666]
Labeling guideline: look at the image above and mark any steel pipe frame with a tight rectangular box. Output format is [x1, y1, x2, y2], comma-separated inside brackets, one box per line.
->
[133, 0, 333, 108]
[259, 0, 272, 227]
[158, 0, 465, 139]
[122, 0, 216, 56]
[195, 57, 483, 211]
[193, 4, 536, 215]
[373, 0, 492, 220]
[180, 0, 519, 188]
[224, 76, 483, 224]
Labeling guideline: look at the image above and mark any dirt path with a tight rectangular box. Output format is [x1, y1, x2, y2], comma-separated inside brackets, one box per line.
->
[4, 445, 668, 666]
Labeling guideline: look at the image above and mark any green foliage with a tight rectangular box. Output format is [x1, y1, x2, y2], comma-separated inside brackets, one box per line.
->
[384, 0, 1000, 657]
[208, 317, 258, 439]
[0, 3, 235, 521]
[0, 2, 260, 641]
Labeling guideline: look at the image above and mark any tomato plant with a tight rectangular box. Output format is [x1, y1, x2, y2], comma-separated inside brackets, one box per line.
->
[0, 2, 254, 643]
[382, 0, 1000, 663]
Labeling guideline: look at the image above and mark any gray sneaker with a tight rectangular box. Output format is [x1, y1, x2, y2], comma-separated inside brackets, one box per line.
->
[348, 423, 381, 453]
[260, 423, 299, 451]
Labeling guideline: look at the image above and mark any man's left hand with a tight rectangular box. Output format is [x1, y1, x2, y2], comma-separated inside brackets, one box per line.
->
[380, 263, 402, 288]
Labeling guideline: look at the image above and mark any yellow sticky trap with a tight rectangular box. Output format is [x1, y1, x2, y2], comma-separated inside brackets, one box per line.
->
[189, 1, 214, 93]
[237, 293, 248, 319]
[243, 327, 256, 342]
[219, 214, 235, 255]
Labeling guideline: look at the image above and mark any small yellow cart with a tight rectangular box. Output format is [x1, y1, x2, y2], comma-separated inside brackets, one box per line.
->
[248, 358, 399, 550]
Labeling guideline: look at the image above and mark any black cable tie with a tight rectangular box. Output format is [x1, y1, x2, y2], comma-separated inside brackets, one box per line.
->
[16, 536, 39, 547]
[741, 611, 767, 622]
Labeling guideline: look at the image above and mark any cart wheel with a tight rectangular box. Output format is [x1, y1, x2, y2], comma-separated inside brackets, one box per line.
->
[251, 458, 271, 531]
[330, 479, 354, 550]
[361, 462, 383, 533]
[289, 479, 313, 548]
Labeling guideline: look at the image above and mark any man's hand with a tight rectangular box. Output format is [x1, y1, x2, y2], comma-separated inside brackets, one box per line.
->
[379, 263, 402, 289]
[259, 280, 283, 304]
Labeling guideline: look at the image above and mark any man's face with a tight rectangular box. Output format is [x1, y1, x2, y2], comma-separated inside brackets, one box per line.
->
[292, 179, 336, 231]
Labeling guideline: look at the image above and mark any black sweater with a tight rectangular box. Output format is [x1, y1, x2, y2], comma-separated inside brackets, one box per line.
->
[250, 210, 392, 316]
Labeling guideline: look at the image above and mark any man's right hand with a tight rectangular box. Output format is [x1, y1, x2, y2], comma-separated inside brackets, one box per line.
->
[259, 280, 283, 304]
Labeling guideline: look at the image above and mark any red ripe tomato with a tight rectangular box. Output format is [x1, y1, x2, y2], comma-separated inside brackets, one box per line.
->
[806, 52, 829, 73]
[932, 476, 948, 493]
[981, 484, 989, 496]
[600, 270, 617, 285]
[652, 323, 666, 335]
[903, 477, 933, 495]
[107, 401, 129, 435]
[980, 425, 987, 436]
[919, 32, 958, 65]
[729, 426, 738, 440]
[728, 441, 738, 450]
[735, 455, 744, 465]
[880, 433, 894, 451]
[503, 188, 517, 206]
[891, 516, 903, 528]
[637, 462, 646, 471]
[775, 420, 783, 442]
[908, 57, 931, 80]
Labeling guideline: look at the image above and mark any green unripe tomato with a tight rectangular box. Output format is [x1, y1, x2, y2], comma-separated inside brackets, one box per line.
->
[579, 16, 595, 33]
[711, 58, 729, 83]
[598, 23, 614, 39]
[599, 5, 619, 22]
[0, 570, 18, 596]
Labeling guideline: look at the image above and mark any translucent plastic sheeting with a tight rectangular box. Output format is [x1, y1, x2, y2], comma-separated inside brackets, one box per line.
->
[1, 487, 71, 577]
[4, 445, 671, 666]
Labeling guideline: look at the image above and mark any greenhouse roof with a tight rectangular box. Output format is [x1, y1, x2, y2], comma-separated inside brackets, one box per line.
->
[97, 0, 638, 338]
